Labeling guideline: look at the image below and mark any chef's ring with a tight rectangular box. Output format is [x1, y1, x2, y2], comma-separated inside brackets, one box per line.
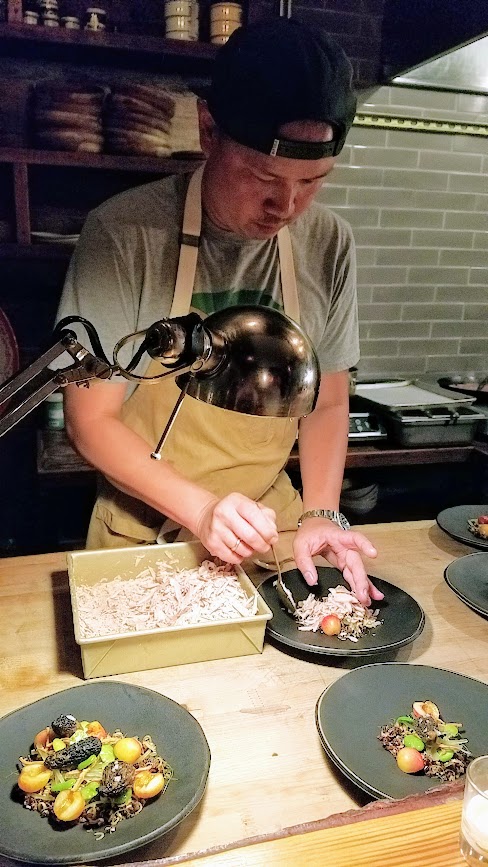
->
[231, 538, 242, 552]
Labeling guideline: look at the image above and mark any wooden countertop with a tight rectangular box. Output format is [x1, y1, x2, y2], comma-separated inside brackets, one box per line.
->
[0, 520, 485, 866]
[156, 794, 466, 867]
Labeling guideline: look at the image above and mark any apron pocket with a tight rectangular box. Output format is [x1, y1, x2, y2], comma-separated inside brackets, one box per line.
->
[95, 501, 159, 544]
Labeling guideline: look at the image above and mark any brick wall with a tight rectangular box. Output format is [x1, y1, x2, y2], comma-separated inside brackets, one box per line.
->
[249, 0, 385, 88]
[321, 85, 488, 379]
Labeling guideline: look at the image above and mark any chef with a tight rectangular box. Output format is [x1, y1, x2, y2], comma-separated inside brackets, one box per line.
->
[56, 18, 382, 606]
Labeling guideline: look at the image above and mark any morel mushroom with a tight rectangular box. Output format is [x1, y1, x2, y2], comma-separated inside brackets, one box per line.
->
[99, 760, 135, 797]
[51, 714, 79, 738]
[44, 736, 102, 770]
[414, 716, 438, 744]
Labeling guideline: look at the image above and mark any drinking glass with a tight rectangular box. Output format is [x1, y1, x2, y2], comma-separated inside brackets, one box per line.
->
[460, 755, 488, 865]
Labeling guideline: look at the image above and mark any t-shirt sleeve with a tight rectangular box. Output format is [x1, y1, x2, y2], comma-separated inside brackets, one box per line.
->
[55, 213, 138, 377]
[316, 220, 360, 373]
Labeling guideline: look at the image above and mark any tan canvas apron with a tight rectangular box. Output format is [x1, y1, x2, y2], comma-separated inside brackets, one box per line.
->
[87, 166, 304, 562]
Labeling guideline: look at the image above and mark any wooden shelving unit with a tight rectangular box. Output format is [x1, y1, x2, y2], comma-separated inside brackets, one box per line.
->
[0, 11, 217, 552]
[0, 9, 215, 252]
[0, 242, 73, 258]
[0, 147, 204, 173]
[0, 147, 204, 253]
[0, 22, 219, 73]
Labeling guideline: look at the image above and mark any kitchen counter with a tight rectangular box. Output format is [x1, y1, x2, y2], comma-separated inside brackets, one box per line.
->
[37, 429, 488, 474]
[0, 520, 486, 865]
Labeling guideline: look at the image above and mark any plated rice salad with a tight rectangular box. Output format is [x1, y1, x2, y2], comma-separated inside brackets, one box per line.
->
[378, 699, 472, 782]
[17, 714, 173, 837]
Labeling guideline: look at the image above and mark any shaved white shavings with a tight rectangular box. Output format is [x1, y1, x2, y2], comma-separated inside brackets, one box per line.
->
[294, 584, 381, 642]
[76, 559, 258, 638]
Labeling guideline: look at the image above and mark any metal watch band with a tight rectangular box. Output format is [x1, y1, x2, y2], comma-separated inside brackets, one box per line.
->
[297, 509, 351, 530]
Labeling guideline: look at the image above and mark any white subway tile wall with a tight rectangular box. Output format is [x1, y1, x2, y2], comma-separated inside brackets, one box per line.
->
[320, 85, 488, 379]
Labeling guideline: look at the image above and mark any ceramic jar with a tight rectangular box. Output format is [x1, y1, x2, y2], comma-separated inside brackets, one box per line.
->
[209, 2, 242, 43]
[61, 15, 80, 28]
[84, 7, 106, 30]
[42, 11, 60, 26]
[23, 9, 39, 23]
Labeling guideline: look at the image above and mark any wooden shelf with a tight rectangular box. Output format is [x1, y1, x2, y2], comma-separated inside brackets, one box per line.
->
[0, 147, 204, 173]
[0, 243, 73, 259]
[0, 148, 204, 255]
[37, 430, 93, 475]
[0, 23, 218, 72]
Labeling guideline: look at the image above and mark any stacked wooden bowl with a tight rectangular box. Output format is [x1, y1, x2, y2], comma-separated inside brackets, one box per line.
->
[170, 91, 203, 157]
[104, 84, 176, 157]
[32, 84, 105, 152]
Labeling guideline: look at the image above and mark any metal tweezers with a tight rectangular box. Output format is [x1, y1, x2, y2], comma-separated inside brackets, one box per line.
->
[272, 545, 297, 615]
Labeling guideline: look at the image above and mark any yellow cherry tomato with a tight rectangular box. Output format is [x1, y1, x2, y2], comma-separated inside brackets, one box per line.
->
[113, 737, 142, 764]
[18, 762, 52, 793]
[133, 770, 165, 799]
[53, 790, 86, 822]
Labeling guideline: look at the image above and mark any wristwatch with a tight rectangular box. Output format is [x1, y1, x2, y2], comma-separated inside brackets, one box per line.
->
[297, 509, 351, 530]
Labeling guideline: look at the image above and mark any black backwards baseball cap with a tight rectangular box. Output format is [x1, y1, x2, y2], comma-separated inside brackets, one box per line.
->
[206, 18, 357, 160]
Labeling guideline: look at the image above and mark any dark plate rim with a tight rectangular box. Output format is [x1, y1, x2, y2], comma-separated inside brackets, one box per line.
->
[261, 572, 425, 657]
[314, 662, 486, 801]
[444, 552, 488, 619]
[436, 505, 488, 551]
[315, 688, 391, 800]
[0, 681, 211, 865]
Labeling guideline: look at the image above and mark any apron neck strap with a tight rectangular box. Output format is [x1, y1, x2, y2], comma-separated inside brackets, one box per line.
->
[277, 226, 300, 324]
[170, 164, 204, 318]
[170, 164, 300, 323]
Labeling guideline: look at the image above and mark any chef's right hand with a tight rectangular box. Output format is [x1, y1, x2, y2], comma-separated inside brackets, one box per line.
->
[195, 493, 278, 564]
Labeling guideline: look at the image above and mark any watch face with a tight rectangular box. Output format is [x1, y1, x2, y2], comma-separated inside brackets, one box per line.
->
[334, 512, 350, 530]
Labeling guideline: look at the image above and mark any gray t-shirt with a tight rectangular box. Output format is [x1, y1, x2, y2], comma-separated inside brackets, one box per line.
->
[56, 172, 359, 392]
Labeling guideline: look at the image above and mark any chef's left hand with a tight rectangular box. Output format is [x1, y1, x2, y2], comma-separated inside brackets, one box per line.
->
[293, 518, 383, 607]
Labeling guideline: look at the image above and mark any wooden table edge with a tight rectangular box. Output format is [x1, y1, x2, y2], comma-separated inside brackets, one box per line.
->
[110, 780, 464, 867]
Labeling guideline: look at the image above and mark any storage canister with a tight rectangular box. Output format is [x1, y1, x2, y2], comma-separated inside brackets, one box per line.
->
[164, 0, 191, 38]
[23, 9, 39, 23]
[84, 7, 106, 30]
[210, 2, 242, 23]
[165, 18, 191, 38]
[38, 0, 59, 12]
[61, 15, 80, 28]
[164, 0, 191, 15]
[210, 18, 240, 40]
[42, 10, 60, 26]
[44, 391, 65, 430]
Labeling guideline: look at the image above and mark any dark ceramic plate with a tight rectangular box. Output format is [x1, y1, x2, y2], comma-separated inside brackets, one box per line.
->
[0, 681, 211, 864]
[444, 552, 488, 618]
[436, 505, 488, 551]
[316, 662, 488, 800]
[259, 567, 424, 657]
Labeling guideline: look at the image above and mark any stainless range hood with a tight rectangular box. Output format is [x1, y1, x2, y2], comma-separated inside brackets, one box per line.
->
[381, 0, 488, 94]
[392, 35, 488, 96]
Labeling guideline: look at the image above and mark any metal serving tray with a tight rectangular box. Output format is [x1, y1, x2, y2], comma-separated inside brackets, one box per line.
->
[355, 379, 476, 410]
[384, 405, 484, 447]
